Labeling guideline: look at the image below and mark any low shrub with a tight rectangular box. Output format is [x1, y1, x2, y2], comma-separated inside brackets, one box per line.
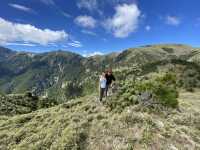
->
[178, 68, 200, 92]
[37, 97, 58, 109]
[134, 73, 178, 108]
[105, 73, 179, 112]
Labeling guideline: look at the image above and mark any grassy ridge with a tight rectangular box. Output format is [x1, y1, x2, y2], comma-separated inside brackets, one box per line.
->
[0, 91, 200, 149]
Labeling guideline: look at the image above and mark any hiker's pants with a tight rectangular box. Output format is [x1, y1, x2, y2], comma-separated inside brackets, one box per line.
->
[99, 88, 105, 101]
[105, 84, 110, 97]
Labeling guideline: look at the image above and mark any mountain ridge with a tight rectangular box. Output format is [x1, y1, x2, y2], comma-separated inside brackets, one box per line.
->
[1, 43, 195, 56]
[0, 44, 200, 101]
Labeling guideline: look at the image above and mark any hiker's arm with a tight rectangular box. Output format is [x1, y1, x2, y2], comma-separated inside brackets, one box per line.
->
[112, 75, 116, 81]
[111, 75, 116, 86]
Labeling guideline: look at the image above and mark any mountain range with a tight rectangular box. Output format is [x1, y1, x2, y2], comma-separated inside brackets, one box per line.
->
[0, 44, 200, 101]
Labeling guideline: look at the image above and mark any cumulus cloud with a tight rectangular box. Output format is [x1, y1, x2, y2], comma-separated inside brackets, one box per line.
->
[77, 0, 104, 16]
[77, 0, 98, 11]
[9, 3, 36, 13]
[104, 3, 141, 38]
[75, 15, 97, 28]
[145, 25, 151, 31]
[68, 41, 82, 48]
[166, 16, 181, 26]
[0, 17, 68, 45]
[83, 51, 104, 57]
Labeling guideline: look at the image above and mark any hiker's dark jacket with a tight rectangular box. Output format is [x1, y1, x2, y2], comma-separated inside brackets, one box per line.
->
[105, 74, 116, 85]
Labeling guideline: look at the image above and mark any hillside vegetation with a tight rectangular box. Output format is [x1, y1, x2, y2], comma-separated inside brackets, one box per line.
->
[0, 93, 57, 116]
[0, 90, 200, 149]
[1, 44, 200, 102]
[0, 44, 200, 149]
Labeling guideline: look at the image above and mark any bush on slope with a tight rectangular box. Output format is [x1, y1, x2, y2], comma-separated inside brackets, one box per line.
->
[0, 93, 57, 116]
[105, 73, 179, 112]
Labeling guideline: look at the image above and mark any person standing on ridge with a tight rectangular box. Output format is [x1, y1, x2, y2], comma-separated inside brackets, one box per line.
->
[105, 69, 116, 97]
[99, 71, 107, 102]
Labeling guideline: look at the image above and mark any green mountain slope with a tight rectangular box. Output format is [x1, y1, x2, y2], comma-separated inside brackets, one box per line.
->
[0, 50, 85, 98]
[0, 44, 200, 102]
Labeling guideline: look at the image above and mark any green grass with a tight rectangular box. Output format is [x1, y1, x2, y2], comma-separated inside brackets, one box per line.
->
[0, 91, 199, 149]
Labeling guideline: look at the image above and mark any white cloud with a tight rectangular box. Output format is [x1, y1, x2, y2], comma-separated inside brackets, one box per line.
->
[0, 17, 68, 45]
[9, 3, 35, 13]
[68, 41, 82, 48]
[77, 0, 98, 11]
[77, 0, 103, 16]
[6, 42, 36, 47]
[104, 3, 141, 38]
[145, 25, 151, 31]
[48, 43, 59, 47]
[166, 16, 181, 26]
[75, 15, 96, 28]
[81, 30, 97, 36]
[83, 51, 104, 57]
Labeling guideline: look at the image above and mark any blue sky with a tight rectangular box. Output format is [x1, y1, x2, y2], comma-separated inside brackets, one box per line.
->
[0, 0, 200, 56]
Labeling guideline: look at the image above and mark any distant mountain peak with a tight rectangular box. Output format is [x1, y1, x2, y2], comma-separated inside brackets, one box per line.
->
[0, 46, 14, 53]
[0, 46, 16, 61]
